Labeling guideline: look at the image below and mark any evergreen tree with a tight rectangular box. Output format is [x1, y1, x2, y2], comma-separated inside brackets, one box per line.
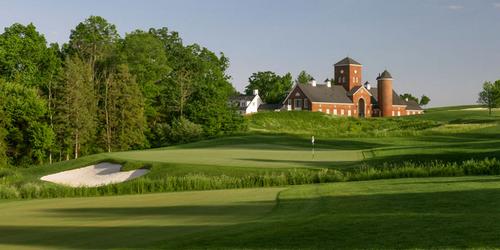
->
[104, 64, 146, 151]
[55, 56, 97, 159]
[296, 70, 313, 84]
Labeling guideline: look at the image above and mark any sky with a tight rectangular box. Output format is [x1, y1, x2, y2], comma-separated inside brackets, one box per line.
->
[1, 0, 499, 107]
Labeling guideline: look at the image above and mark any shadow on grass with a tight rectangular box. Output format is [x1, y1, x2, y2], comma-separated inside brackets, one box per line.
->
[3, 186, 500, 249]
[42, 202, 275, 218]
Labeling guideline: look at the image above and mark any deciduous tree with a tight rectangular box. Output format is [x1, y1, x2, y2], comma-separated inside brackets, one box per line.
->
[478, 81, 500, 115]
[245, 71, 293, 104]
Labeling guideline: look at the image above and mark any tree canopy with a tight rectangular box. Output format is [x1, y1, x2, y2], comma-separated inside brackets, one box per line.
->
[0, 16, 245, 167]
[296, 70, 313, 84]
[245, 71, 293, 104]
[478, 80, 500, 115]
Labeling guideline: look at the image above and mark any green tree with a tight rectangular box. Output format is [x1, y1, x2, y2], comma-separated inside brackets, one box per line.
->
[245, 71, 293, 103]
[0, 23, 48, 87]
[419, 95, 431, 106]
[400, 93, 419, 103]
[55, 56, 97, 159]
[66, 16, 119, 70]
[120, 31, 171, 125]
[478, 80, 500, 115]
[0, 80, 53, 165]
[0, 98, 8, 167]
[0, 23, 63, 164]
[104, 64, 146, 151]
[296, 70, 313, 84]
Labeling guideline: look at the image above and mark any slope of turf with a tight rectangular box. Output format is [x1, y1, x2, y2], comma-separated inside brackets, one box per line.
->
[1, 105, 499, 199]
[2, 176, 500, 249]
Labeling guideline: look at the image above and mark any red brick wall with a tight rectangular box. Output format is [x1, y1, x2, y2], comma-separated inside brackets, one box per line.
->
[377, 78, 393, 117]
[311, 103, 355, 116]
[334, 64, 362, 91]
[352, 89, 372, 117]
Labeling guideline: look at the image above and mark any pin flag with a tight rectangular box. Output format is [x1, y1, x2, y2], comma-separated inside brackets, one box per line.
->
[311, 136, 315, 160]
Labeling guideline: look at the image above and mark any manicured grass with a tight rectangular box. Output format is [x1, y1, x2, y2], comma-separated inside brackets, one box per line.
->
[1, 105, 499, 199]
[2, 176, 500, 249]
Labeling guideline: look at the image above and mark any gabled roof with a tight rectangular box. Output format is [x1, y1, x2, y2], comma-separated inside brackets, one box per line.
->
[295, 84, 353, 104]
[405, 99, 423, 110]
[230, 95, 256, 102]
[347, 85, 372, 97]
[334, 57, 362, 66]
[258, 103, 283, 111]
[368, 88, 409, 107]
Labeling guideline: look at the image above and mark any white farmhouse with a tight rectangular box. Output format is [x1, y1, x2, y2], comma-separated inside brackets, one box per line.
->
[230, 89, 263, 115]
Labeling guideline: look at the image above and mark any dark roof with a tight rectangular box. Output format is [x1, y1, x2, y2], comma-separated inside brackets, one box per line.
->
[377, 70, 393, 80]
[258, 103, 283, 111]
[368, 88, 408, 107]
[347, 85, 372, 97]
[230, 95, 256, 102]
[334, 57, 362, 66]
[405, 99, 423, 110]
[295, 84, 352, 104]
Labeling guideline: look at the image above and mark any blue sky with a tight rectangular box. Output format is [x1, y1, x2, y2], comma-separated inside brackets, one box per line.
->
[1, 0, 499, 107]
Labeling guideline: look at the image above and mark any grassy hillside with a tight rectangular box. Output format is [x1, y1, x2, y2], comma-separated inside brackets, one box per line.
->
[2, 176, 500, 249]
[1, 105, 500, 199]
[0, 104, 500, 198]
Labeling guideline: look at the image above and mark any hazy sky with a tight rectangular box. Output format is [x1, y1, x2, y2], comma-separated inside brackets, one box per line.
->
[1, 0, 499, 107]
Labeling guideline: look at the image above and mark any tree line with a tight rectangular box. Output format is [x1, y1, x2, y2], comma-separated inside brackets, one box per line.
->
[0, 16, 245, 167]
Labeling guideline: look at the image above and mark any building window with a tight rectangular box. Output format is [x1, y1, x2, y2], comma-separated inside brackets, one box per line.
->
[287, 99, 292, 106]
[397, 111, 401, 116]
[342, 77, 346, 83]
[326, 108, 330, 114]
[341, 109, 345, 115]
[348, 110, 352, 116]
[333, 109, 337, 115]
[304, 99, 309, 109]
[338, 77, 341, 83]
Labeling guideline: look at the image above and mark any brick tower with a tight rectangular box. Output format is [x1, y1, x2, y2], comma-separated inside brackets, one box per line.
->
[377, 70, 393, 117]
[334, 57, 363, 91]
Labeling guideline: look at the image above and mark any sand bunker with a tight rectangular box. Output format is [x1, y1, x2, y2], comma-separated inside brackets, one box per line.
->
[40, 162, 149, 187]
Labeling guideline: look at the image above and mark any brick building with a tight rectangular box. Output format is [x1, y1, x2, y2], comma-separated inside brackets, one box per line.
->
[283, 57, 423, 117]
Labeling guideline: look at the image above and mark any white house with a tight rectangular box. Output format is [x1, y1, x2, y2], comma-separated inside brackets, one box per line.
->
[230, 89, 264, 115]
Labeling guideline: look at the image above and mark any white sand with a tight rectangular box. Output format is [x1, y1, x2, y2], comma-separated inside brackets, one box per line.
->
[40, 162, 149, 187]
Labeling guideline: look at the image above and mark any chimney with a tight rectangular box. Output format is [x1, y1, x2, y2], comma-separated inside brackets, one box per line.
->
[310, 78, 317, 87]
[253, 89, 259, 95]
[325, 78, 331, 88]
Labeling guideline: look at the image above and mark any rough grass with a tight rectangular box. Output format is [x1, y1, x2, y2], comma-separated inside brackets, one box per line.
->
[3, 176, 500, 249]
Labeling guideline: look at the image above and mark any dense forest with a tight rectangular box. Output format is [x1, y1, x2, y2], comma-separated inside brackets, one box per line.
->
[0, 16, 246, 167]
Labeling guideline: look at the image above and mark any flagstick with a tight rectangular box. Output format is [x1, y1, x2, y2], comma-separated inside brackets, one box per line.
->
[311, 136, 315, 160]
